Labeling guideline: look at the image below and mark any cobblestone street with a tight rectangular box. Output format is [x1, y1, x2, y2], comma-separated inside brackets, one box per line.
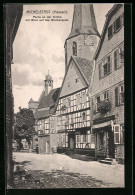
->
[13, 152, 124, 188]
[13, 169, 111, 189]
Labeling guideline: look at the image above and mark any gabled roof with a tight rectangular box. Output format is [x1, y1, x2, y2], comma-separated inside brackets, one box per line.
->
[94, 4, 123, 60]
[73, 56, 93, 85]
[38, 88, 60, 109]
[34, 110, 49, 120]
[34, 87, 60, 120]
[57, 56, 93, 101]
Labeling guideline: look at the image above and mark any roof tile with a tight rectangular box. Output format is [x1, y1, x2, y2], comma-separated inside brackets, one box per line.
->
[73, 56, 93, 84]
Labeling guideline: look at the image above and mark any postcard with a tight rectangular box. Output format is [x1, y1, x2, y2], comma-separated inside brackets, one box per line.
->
[5, 3, 127, 189]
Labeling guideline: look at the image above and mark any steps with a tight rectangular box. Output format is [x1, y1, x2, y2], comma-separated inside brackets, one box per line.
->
[99, 157, 118, 165]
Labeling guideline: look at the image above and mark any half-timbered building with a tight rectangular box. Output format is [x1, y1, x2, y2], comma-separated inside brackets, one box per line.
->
[34, 73, 60, 154]
[56, 4, 100, 155]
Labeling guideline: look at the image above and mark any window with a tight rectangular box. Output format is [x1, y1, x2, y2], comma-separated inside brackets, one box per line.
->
[120, 124, 124, 144]
[103, 63, 107, 75]
[96, 96, 100, 112]
[63, 98, 66, 106]
[115, 16, 121, 32]
[63, 134, 65, 143]
[72, 42, 77, 56]
[119, 45, 124, 65]
[70, 115, 73, 124]
[103, 91, 109, 100]
[76, 93, 81, 105]
[115, 84, 124, 107]
[115, 87, 119, 107]
[76, 135, 80, 143]
[99, 55, 111, 79]
[114, 45, 124, 70]
[103, 56, 111, 77]
[83, 135, 87, 143]
[108, 25, 113, 39]
[108, 14, 123, 40]
[114, 125, 120, 144]
[50, 121, 54, 129]
[82, 112, 86, 121]
[96, 96, 100, 103]
[114, 49, 118, 70]
[82, 91, 86, 104]
[66, 97, 71, 107]
[119, 85, 124, 104]
[75, 78, 79, 83]
[65, 115, 69, 125]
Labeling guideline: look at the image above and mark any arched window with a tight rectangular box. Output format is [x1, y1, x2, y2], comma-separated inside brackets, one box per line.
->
[72, 42, 77, 56]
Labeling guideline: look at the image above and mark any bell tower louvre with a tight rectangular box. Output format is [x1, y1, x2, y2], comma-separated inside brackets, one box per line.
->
[65, 4, 100, 72]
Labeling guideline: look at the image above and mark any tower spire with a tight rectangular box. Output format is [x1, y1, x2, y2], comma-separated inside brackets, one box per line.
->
[64, 4, 100, 71]
[68, 4, 100, 39]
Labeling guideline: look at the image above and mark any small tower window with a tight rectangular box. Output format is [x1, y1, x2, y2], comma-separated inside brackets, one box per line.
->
[72, 42, 77, 56]
[75, 78, 79, 83]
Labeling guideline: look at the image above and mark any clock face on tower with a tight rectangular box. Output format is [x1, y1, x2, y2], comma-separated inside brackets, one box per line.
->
[84, 35, 94, 46]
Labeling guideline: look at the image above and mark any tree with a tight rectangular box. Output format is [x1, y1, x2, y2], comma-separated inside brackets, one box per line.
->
[13, 108, 36, 151]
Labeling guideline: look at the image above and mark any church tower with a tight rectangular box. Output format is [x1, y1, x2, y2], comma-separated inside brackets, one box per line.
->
[65, 4, 100, 71]
[44, 71, 53, 96]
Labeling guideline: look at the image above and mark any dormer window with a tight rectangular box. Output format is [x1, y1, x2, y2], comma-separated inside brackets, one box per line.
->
[73, 42, 77, 56]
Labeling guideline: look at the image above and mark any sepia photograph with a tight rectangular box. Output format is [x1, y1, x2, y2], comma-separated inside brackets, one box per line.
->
[5, 3, 126, 189]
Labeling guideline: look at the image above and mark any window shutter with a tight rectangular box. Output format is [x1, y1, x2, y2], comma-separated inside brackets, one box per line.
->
[110, 56, 112, 73]
[121, 13, 124, 26]
[114, 125, 120, 144]
[107, 55, 111, 73]
[99, 62, 102, 79]
[115, 87, 119, 107]
[114, 50, 117, 70]
[113, 21, 116, 33]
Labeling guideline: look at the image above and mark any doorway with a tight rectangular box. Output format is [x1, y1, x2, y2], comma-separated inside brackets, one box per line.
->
[68, 134, 75, 149]
[46, 141, 50, 154]
[108, 130, 115, 158]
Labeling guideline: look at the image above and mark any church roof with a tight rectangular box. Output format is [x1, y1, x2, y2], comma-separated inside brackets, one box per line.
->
[67, 4, 100, 40]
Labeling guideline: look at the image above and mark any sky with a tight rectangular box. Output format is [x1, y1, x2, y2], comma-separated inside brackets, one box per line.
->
[12, 3, 114, 113]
